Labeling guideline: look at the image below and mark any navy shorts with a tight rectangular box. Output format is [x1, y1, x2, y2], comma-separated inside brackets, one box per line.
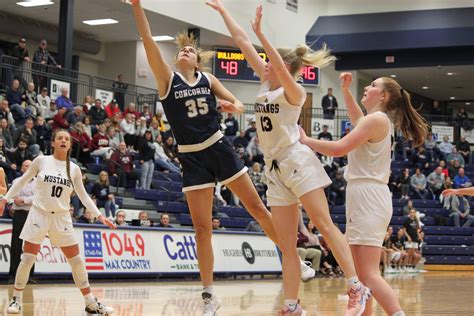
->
[178, 137, 248, 192]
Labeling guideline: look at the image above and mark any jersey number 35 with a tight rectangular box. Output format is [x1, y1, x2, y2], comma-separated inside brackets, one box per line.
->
[185, 97, 209, 118]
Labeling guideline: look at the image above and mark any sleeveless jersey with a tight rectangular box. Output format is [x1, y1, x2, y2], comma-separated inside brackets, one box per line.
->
[160, 71, 220, 146]
[344, 112, 392, 184]
[254, 81, 303, 158]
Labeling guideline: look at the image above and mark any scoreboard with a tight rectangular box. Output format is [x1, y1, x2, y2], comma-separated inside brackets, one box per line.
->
[213, 48, 320, 86]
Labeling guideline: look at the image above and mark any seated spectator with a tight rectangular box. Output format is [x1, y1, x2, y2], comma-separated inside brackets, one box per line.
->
[402, 199, 414, 216]
[411, 146, 430, 170]
[424, 132, 441, 162]
[448, 159, 461, 179]
[212, 217, 226, 231]
[245, 220, 263, 232]
[319, 228, 341, 276]
[120, 113, 137, 149]
[317, 125, 333, 141]
[382, 227, 398, 273]
[152, 134, 180, 174]
[109, 142, 139, 188]
[410, 167, 429, 199]
[403, 209, 422, 271]
[447, 147, 465, 168]
[12, 118, 40, 157]
[246, 136, 264, 164]
[141, 103, 153, 125]
[329, 169, 346, 205]
[427, 166, 445, 199]
[133, 211, 151, 228]
[69, 204, 77, 223]
[149, 119, 161, 140]
[248, 162, 266, 199]
[76, 209, 96, 224]
[34, 116, 52, 154]
[453, 168, 471, 189]
[0, 118, 14, 150]
[321, 154, 337, 176]
[447, 194, 473, 227]
[36, 87, 50, 119]
[297, 229, 321, 277]
[55, 87, 74, 112]
[70, 122, 92, 165]
[107, 126, 123, 150]
[395, 136, 415, 161]
[390, 228, 409, 272]
[82, 116, 95, 139]
[135, 117, 148, 137]
[233, 130, 249, 149]
[91, 124, 113, 160]
[137, 131, 155, 190]
[52, 105, 69, 130]
[7, 80, 27, 127]
[105, 99, 121, 118]
[89, 99, 107, 126]
[45, 100, 57, 121]
[224, 113, 239, 142]
[157, 213, 173, 228]
[0, 100, 16, 128]
[66, 106, 85, 127]
[22, 82, 38, 117]
[457, 136, 471, 164]
[388, 171, 398, 195]
[438, 136, 453, 160]
[438, 160, 449, 178]
[0, 138, 17, 182]
[163, 136, 180, 167]
[91, 171, 116, 219]
[244, 120, 257, 141]
[123, 102, 140, 120]
[82, 95, 93, 113]
[114, 210, 128, 227]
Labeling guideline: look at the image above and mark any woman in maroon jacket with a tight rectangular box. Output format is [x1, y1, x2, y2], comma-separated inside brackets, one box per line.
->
[70, 122, 92, 164]
[109, 142, 139, 188]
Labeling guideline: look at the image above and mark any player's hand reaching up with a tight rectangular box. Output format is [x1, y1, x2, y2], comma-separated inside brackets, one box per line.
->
[98, 215, 117, 229]
[206, 0, 226, 13]
[218, 100, 238, 113]
[251, 5, 263, 34]
[340, 72, 353, 90]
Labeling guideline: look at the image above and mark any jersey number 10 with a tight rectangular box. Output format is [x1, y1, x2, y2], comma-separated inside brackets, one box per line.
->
[51, 185, 63, 198]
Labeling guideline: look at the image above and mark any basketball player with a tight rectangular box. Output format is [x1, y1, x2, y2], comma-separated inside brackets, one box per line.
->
[299, 72, 428, 316]
[0, 130, 115, 315]
[129, 1, 281, 314]
[0, 167, 6, 195]
[208, 2, 370, 315]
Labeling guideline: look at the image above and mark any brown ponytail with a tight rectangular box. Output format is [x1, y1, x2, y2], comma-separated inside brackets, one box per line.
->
[381, 77, 428, 147]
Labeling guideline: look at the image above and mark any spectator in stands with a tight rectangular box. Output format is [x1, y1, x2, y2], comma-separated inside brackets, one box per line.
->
[32, 39, 61, 90]
[411, 146, 430, 171]
[245, 220, 263, 232]
[246, 136, 264, 164]
[109, 142, 139, 188]
[114, 210, 128, 227]
[448, 160, 461, 179]
[134, 211, 151, 228]
[137, 130, 155, 190]
[402, 199, 414, 216]
[0, 119, 14, 150]
[395, 136, 415, 161]
[233, 130, 249, 149]
[70, 122, 92, 164]
[447, 147, 465, 168]
[317, 125, 333, 141]
[244, 120, 257, 141]
[136, 117, 148, 137]
[82, 95, 93, 113]
[52, 105, 69, 130]
[224, 113, 239, 142]
[66, 106, 85, 127]
[141, 104, 153, 125]
[163, 136, 179, 166]
[321, 88, 338, 119]
[427, 166, 445, 199]
[212, 217, 226, 231]
[321, 154, 336, 176]
[152, 111, 166, 132]
[403, 209, 421, 272]
[457, 136, 471, 164]
[448, 194, 473, 227]
[382, 227, 398, 273]
[36, 87, 50, 118]
[390, 228, 408, 272]
[91, 124, 112, 160]
[91, 171, 116, 219]
[0, 100, 15, 128]
[8, 138, 33, 171]
[297, 229, 321, 277]
[22, 82, 37, 117]
[45, 100, 57, 121]
[430, 100, 443, 117]
[69, 204, 76, 223]
[107, 126, 122, 150]
[7, 80, 27, 127]
[329, 169, 346, 206]
[453, 168, 471, 189]
[152, 134, 180, 174]
[11, 38, 30, 65]
[149, 119, 161, 140]
[82, 116, 95, 139]
[456, 107, 468, 121]
[76, 209, 96, 224]
[410, 167, 429, 199]
[157, 213, 173, 228]
[438, 136, 453, 160]
[248, 162, 266, 199]
[112, 74, 128, 112]
[424, 132, 440, 162]
[105, 99, 121, 118]
[439, 160, 449, 178]
[55, 87, 73, 112]
[13, 117, 40, 157]
[34, 116, 51, 154]
[123, 102, 140, 120]
[0, 138, 16, 182]
[120, 113, 137, 149]
[88, 99, 107, 126]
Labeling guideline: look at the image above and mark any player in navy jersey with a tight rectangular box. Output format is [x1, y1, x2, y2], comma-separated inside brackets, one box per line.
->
[130, 1, 279, 315]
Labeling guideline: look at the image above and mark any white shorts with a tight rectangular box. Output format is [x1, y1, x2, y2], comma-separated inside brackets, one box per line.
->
[20, 207, 77, 247]
[389, 251, 401, 262]
[264, 142, 331, 206]
[346, 180, 392, 247]
[404, 241, 419, 249]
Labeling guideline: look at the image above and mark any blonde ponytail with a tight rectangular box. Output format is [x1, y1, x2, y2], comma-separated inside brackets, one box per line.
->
[278, 43, 336, 78]
[174, 32, 214, 72]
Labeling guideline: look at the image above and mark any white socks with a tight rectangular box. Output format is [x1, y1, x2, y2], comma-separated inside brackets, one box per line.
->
[284, 299, 298, 311]
[67, 255, 90, 290]
[14, 253, 36, 292]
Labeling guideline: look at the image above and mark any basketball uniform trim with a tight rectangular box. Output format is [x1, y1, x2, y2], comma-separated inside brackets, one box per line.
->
[220, 166, 248, 185]
[175, 71, 202, 87]
[178, 130, 224, 153]
[182, 182, 216, 192]
[202, 72, 212, 88]
[160, 71, 175, 100]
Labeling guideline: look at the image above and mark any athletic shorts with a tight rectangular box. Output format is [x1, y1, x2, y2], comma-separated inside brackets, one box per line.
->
[389, 251, 401, 262]
[20, 207, 77, 247]
[404, 241, 419, 249]
[178, 137, 247, 192]
[264, 142, 331, 206]
[346, 180, 393, 247]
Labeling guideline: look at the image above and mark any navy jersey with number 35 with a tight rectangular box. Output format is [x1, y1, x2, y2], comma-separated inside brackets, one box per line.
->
[160, 71, 220, 145]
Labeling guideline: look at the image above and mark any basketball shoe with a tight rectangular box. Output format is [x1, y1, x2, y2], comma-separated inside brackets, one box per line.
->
[202, 292, 221, 315]
[85, 298, 114, 315]
[300, 260, 316, 282]
[344, 285, 371, 316]
[7, 296, 22, 314]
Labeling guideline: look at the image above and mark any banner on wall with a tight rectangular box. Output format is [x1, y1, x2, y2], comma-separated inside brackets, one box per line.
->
[460, 128, 474, 144]
[432, 125, 454, 142]
[50, 79, 70, 101]
[341, 120, 352, 135]
[311, 118, 335, 137]
[0, 222, 281, 275]
[95, 89, 114, 107]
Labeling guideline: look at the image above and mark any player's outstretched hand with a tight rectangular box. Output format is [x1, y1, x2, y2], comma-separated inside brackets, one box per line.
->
[442, 189, 459, 197]
[218, 100, 237, 113]
[98, 215, 117, 229]
[206, 0, 225, 13]
[339, 72, 353, 90]
[251, 5, 263, 34]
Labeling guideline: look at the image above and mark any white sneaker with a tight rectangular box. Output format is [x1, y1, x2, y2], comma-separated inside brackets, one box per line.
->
[7, 297, 22, 314]
[85, 298, 114, 315]
[202, 292, 220, 316]
[300, 260, 316, 282]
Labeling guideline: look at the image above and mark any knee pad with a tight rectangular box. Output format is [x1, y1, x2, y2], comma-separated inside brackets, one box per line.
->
[67, 255, 90, 290]
[14, 253, 36, 289]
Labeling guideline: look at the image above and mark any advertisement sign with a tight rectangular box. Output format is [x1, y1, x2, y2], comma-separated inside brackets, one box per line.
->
[311, 118, 335, 137]
[432, 125, 454, 142]
[0, 222, 281, 275]
[50, 79, 70, 101]
[461, 128, 474, 144]
[95, 89, 114, 107]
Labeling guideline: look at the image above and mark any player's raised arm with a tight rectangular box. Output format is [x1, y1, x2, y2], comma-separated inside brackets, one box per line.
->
[340, 72, 364, 124]
[129, 0, 172, 94]
[207, 0, 266, 79]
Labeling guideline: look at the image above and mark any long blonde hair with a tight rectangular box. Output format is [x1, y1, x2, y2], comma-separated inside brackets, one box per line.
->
[174, 32, 214, 72]
[277, 44, 336, 78]
[381, 77, 428, 147]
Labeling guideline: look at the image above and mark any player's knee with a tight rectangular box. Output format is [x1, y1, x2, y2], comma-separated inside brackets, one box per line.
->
[194, 223, 212, 240]
[20, 253, 36, 267]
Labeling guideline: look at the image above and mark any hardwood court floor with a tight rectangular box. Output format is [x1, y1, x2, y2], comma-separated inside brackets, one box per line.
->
[0, 271, 472, 315]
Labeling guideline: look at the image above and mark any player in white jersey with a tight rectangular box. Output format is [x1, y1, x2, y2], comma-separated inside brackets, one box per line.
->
[0, 129, 116, 315]
[300, 73, 428, 316]
[208, 2, 370, 315]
